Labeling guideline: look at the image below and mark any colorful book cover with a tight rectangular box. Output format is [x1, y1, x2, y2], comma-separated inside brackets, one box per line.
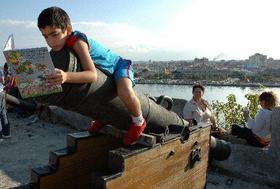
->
[3, 47, 62, 98]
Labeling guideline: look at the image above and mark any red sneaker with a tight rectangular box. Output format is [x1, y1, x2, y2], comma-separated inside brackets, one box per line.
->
[123, 120, 147, 145]
[88, 120, 105, 133]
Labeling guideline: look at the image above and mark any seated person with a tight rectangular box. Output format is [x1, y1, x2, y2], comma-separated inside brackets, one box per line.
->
[4, 75, 17, 95]
[3, 63, 8, 82]
[183, 84, 218, 129]
[231, 91, 277, 147]
[3, 63, 17, 96]
[0, 67, 4, 86]
[0, 88, 10, 139]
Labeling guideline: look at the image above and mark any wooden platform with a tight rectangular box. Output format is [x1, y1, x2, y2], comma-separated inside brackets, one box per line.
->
[30, 125, 211, 189]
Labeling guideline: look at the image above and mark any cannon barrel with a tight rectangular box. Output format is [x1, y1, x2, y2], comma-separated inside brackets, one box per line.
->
[35, 47, 188, 134]
[34, 47, 231, 161]
[210, 136, 231, 161]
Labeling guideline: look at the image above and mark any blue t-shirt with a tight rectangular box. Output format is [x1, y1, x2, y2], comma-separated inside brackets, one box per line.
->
[66, 31, 120, 75]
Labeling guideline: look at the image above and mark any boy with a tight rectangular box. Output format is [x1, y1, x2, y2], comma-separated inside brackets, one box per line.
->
[37, 6, 146, 145]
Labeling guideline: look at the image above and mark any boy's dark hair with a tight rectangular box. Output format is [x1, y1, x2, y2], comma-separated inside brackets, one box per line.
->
[37, 7, 71, 31]
[192, 84, 205, 93]
[259, 91, 277, 108]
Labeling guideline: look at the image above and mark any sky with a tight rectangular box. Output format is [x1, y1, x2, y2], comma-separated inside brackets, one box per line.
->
[1, 0, 280, 65]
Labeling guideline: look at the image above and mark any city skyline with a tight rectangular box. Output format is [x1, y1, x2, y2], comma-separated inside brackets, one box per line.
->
[1, 0, 280, 65]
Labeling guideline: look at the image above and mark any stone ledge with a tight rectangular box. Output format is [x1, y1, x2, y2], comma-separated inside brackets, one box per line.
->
[212, 143, 280, 186]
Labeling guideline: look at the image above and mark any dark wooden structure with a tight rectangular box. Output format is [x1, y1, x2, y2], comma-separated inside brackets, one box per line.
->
[30, 124, 211, 189]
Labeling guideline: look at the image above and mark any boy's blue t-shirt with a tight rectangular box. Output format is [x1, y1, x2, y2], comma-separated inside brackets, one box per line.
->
[66, 31, 121, 75]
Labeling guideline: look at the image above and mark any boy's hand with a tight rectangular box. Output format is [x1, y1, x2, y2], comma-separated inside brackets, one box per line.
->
[47, 68, 67, 84]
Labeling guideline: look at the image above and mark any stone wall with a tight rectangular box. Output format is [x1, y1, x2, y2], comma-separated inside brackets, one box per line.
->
[269, 107, 280, 158]
[213, 107, 280, 186]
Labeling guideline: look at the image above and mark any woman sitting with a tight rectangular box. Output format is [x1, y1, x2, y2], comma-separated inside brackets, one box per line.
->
[183, 84, 218, 130]
[231, 91, 277, 147]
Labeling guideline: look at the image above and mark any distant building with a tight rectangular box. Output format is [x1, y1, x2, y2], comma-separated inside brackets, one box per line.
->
[248, 53, 267, 67]
[244, 53, 267, 70]
[194, 57, 209, 64]
[244, 63, 258, 70]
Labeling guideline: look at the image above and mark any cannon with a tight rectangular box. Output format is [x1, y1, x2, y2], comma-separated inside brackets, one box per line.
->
[36, 47, 188, 134]
[30, 47, 230, 189]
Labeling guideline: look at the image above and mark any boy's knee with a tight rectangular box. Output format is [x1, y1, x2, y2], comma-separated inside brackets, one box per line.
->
[116, 78, 138, 101]
[117, 80, 132, 93]
[118, 88, 134, 99]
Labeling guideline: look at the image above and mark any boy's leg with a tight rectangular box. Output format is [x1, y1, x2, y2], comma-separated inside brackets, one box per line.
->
[116, 78, 141, 117]
[231, 124, 264, 146]
[114, 59, 142, 118]
[116, 78, 147, 145]
[231, 124, 250, 138]
[2, 120, 11, 138]
[246, 134, 267, 147]
[114, 59, 147, 144]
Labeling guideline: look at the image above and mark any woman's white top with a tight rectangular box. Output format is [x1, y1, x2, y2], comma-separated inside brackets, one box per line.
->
[246, 108, 272, 139]
[183, 98, 213, 125]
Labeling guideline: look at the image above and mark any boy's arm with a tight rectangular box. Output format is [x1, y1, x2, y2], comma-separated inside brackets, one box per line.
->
[47, 39, 97, 84]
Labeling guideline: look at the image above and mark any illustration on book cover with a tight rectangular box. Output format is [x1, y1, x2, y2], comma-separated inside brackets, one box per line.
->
[3, 47, 62, 98]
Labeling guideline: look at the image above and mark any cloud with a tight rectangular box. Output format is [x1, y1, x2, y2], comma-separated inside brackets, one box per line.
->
[73, 21, 202, 60]
[167, 0, 280, 59]
[0, 19, 44, 48]
[0, 19, 36, 28]
[0, 19, 186, 62]
[1, 0, 280, 64]
[73, 22, 166, 52]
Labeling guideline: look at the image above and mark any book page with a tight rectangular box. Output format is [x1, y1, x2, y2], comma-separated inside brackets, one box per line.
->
[3, 47, 62, 98]
[3, 34, 15, 51]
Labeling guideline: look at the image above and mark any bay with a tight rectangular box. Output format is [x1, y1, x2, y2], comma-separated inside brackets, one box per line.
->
[2, 84, 280, 107]
[134, 84, 280, 106]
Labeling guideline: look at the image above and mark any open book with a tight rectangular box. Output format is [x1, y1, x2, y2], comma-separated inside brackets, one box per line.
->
[3, 35, 62, 98]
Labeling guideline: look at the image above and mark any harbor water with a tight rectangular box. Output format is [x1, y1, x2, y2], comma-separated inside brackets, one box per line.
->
[134, 84, 280, 106]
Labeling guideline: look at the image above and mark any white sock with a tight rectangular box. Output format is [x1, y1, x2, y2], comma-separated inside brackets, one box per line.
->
[131, 113, 144, 126]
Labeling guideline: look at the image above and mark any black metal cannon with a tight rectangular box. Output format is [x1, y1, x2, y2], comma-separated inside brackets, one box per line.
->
[34, 47, 230, 160]
[35, 47, 188, 135]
